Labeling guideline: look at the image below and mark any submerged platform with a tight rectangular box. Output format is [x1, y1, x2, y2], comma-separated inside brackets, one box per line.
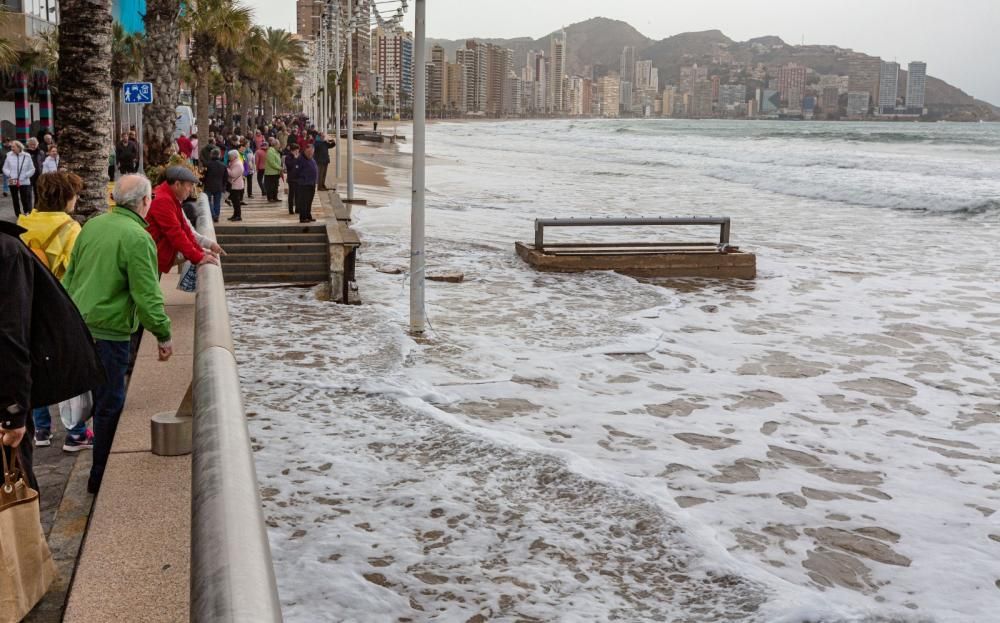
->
[515, 242, 756, 279]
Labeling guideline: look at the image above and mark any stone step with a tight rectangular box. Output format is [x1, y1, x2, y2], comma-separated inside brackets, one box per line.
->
[215, 224, 327, 236]
[219, 242, 329, 255]
[221, 252, 328, 265]
[217, 233, 328, 245]
[224, 262, 328, 276]
[224, 271, 328, 284]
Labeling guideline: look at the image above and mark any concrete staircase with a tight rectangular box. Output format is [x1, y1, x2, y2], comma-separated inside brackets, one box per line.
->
[214, 224, 330, 286]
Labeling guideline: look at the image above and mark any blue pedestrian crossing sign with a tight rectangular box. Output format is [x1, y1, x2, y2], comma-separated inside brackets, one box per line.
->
[123, 82, 154, 104]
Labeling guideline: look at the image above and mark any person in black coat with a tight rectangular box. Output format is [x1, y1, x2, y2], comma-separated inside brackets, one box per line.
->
[115, 135, 138, 175]
[283, 142, 301, 215]
[202, 149, 227, 223]
[312, 132, 335, 191]
[0, 220, 106, 491]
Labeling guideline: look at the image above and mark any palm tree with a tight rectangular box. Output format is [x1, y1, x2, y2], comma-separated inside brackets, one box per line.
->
[185, 0, 253, 138]
[56, 0, 113, 219]
[143, 0, 182, 167]
[256, 28, 306, 119]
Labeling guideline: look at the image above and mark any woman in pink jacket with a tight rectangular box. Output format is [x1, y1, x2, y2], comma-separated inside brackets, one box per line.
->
[226, 150, 246, 222]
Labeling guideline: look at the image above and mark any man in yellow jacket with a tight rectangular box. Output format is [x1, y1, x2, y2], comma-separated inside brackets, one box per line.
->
[17, 171, 93, 450]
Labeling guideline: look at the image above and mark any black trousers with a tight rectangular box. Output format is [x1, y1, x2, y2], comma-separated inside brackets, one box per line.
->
[10, 184, 32, 216]
[245, 174, 253, 197]
[296, 184, 315, 222]
[257, 171, 266, 196]
[264, 174, 280, 201]
[317, 163, 329, 190]
[287, 182, 298, 214]
[230, 188, 244, 219]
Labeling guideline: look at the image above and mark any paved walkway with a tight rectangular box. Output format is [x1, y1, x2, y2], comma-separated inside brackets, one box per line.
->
[225, 176, 331, 225]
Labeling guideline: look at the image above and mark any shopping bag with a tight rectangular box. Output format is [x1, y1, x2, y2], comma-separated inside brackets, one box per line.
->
[177, 261, 198, 293]
[58, 392, 93, 431]
[0, 447, 57, 623]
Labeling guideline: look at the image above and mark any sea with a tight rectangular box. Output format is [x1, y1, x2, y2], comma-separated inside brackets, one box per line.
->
[229, 120, 1000, 623]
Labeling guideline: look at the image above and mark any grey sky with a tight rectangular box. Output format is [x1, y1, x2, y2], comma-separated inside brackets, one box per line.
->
[244, 0, 1000, 105]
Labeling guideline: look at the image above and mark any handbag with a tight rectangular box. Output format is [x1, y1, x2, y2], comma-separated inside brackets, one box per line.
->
[58, 392, 93, 431]
[0, 447, 57, 623]
[177, 261, 197, 293]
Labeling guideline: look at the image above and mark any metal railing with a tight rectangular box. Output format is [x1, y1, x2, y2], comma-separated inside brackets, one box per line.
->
[534, 217, 732, 252]
[189, 196, 283, 622]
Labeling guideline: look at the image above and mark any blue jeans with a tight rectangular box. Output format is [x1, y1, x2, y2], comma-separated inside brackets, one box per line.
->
[89, 339, 131, 492]
[32, 405, 87, 437]
[208, 191, 222, 221]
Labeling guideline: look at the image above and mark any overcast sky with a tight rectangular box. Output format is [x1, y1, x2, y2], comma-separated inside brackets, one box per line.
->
[245, 0, 1000, 105]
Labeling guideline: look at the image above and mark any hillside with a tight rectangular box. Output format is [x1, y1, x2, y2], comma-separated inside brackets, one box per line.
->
[428, 17, 998, 120]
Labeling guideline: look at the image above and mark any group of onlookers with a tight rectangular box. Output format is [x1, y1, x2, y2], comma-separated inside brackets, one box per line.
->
[179, 116, 334, 224]
[1, 165, 223, 498]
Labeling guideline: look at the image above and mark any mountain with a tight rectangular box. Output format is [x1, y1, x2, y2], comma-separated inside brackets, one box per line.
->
[428, 17, 998, 121]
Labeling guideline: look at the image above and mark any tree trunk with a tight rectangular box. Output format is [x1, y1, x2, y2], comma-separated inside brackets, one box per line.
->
[143, 0, 181, 167]
[195, 74, 211, 142]
[241, 83, 253, 134]
[57, 0, 113, 220]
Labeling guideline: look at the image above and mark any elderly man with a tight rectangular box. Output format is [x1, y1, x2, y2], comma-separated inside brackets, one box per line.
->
[147, 166, 221, 275]
[1, 217, 104, 493]
[62, 175, 175, 495]
[264, 138, 283, 203]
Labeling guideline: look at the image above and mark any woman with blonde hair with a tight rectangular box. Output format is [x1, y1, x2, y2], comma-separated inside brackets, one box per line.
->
[3, 140, 35, 216]
[226, 148, 245, 221]
[17, 171, 93, 451]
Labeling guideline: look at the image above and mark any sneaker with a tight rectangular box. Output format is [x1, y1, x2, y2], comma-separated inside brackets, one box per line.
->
[63, 432, 94, 452]
[34, 429, 52, 447]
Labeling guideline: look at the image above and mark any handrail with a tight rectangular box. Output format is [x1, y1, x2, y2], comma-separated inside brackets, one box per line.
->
[189, 195, 283, 622]
[534, 217, 732, 251]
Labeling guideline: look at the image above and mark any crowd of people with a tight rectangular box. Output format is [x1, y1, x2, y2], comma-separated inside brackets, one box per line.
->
[0, 114, 337, 502]
[172, 116, 335, 223]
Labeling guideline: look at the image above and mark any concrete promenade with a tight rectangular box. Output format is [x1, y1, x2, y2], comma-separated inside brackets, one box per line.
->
[10, 173, 341, 621]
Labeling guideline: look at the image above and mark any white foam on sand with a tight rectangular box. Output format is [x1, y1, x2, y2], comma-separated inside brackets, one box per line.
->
[231, 120, 1000, 622]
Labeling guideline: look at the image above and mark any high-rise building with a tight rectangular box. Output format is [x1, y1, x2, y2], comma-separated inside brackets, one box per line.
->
[485, 45, 512, 117]
[777, 63, 806, 110]
[445, 61, 466, 113]
[906, 61, 927, 114]
[457, 41, 487, 114]
[820, 86, 840, 115]
[848, 56, 881, 115]
[719, 84, 746, 111]
[373, 27, 413, 112]
[680, 64, 708, 96]
[620, 46, 637, 85]
[618, 81, 633, 115]
[549, 31, 567, 114]
[691, 79, 714, 117]
[427, 44, 447, 111]
[847, 91, 871, 117]
[296, 0, 323, 40]
[504, 71, 523, 116]
[878, 60, 900, 114]
[350, 3, 372, 97]
[598, 74, 620, 118]
[635, 60, 653, 90]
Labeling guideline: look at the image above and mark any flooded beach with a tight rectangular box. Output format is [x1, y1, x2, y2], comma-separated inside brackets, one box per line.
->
[231, 120, 1000, 622]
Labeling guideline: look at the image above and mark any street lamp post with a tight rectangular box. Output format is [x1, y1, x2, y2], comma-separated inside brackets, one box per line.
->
[410, 0, 426, 334]
[345, 0, 354, 200]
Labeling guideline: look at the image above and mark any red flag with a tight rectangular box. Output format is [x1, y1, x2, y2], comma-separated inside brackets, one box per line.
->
[353, 74, 360, 94]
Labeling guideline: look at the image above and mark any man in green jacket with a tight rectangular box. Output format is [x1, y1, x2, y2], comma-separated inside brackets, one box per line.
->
[62, 174, 173, 494]
[264, 138, 283, 203]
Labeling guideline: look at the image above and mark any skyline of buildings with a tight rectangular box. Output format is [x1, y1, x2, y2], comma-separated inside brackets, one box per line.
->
[293, 2, 929, 122]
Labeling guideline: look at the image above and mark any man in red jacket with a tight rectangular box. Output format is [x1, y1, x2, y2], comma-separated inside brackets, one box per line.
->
[146, 166, 221, 274]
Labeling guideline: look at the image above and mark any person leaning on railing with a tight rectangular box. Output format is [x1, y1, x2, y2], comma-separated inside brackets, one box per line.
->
[61, 175, 175, 495]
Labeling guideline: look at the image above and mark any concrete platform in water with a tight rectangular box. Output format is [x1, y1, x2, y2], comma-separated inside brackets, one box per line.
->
[515, 217, 756, 280]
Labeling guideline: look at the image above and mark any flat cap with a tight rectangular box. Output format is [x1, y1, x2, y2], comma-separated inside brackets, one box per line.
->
[165, 165, 199, 183]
